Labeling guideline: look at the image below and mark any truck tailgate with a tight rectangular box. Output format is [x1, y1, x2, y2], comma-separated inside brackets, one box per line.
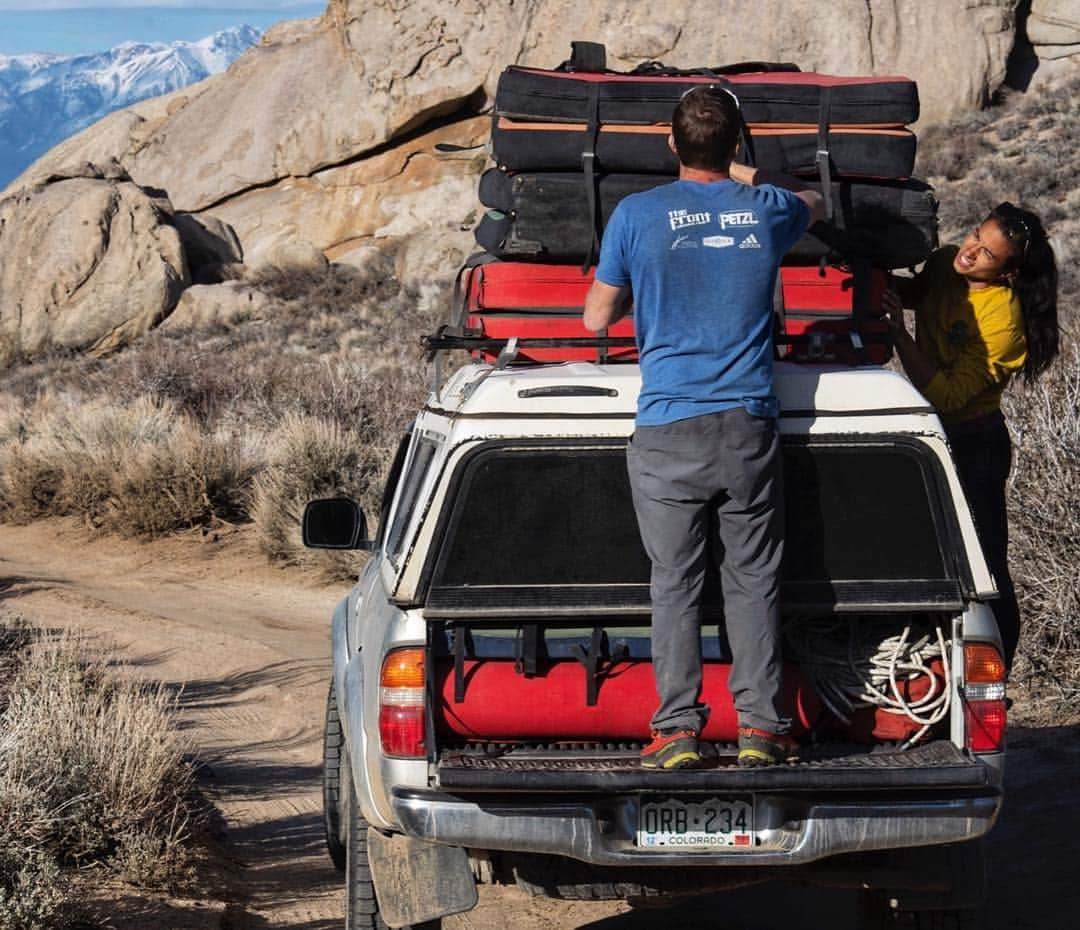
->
[436, 740, 991, 792]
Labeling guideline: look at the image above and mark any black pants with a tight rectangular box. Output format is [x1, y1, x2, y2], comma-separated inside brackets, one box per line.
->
[946, 413, 1020, 669]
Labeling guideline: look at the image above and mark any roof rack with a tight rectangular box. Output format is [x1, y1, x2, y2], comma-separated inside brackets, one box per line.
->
[423, 325, 637, 400]
[422, 325, 892, 399]
[423, 326, 635, 358]
[423, 325, 889, 359]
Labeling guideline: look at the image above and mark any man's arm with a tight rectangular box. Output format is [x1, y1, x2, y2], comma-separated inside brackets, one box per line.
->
[729, 162, 826, 227]
[583, 281, 632, 332]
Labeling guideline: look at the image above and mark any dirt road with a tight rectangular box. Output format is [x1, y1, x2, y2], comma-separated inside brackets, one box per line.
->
[1, 520, 1075, 929]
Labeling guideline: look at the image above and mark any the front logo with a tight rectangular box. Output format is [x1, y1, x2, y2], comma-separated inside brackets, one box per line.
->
[669, 208, 711, 231]
[739, 234, 761, 249]
[702, 235, 735, 249]
[718, 210, 759, 230]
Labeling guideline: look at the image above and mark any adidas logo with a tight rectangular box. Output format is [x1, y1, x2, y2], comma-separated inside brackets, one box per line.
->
[739, 234, 761, 249]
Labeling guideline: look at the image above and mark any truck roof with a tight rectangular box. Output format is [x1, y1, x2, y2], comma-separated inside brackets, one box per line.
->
[427, 361, 941, 432]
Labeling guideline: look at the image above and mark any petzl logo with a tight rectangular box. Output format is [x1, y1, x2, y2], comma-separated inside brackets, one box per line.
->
[739, 234, 761, 249]
[702, 235, 735, 249]
[718, 210, 759, 230]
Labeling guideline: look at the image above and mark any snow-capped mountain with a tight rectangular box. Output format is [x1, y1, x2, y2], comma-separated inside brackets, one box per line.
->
[0, 25, 260, 190]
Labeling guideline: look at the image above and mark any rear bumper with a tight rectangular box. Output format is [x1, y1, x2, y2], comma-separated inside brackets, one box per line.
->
[391, 787, 1001, 867]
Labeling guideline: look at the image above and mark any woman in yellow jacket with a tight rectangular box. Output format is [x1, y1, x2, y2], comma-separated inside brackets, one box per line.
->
[882, 202, 1059, 670]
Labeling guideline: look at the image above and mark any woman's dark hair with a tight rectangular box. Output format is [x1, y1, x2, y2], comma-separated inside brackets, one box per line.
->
[990, 202, 1059, 382]
[672, 86, 741, 172]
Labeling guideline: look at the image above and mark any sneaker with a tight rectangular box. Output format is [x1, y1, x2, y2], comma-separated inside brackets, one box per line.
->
[640, 728, 701, 770]
[737, 727, 799, 767]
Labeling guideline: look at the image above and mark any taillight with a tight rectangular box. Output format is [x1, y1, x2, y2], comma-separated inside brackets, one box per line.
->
[379, 648, 426, 758]
[963, 642, 1006, 752]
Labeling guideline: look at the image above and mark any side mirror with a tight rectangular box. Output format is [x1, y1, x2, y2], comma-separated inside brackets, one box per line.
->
[303, 498, 372, 550]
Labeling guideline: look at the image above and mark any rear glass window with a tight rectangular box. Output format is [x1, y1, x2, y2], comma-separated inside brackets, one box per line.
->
[427, 440, 955, 609]
[385, 434, 439, 560]
[436, 448, 649, 587]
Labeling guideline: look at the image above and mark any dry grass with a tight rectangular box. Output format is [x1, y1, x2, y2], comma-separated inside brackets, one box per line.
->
[0, 397, 259, 536]
[0, 622, 201, 928]
[920, 72, 1080, 699]
[251, 413, 380, 573]
[0, 257, 442, 578]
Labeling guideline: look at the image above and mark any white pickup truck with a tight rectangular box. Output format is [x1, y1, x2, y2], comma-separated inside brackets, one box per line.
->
[307, 354, 1007, 930]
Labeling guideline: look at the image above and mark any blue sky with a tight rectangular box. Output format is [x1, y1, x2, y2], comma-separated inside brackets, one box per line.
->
[0, 3, 326, 54]
[0, 2, 316, 9]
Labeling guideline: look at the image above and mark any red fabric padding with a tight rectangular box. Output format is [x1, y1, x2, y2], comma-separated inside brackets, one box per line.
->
[462, 262, 890, 365]
[781, 265, 885, 314]
[435, 660, 822, 742]
[513, 68, 914, 88]
[842, 659, 948, 743]
[468, 263, 596, 311]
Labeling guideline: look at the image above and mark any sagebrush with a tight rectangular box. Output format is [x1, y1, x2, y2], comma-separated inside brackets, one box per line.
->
[0, 258, 441, 576]
[0, 623, 202, 928]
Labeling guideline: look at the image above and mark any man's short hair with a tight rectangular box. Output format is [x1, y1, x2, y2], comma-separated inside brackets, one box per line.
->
[672, 86, 741, 172]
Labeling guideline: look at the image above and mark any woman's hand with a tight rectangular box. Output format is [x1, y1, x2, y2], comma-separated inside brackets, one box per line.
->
[880, 288, 907, 334]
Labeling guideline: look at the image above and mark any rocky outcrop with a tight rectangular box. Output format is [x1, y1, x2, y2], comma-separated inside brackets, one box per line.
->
[173, 212, 243, 283]
[209, 117, 489, 285]
[1029, 0, 1080, 46]
[0, 165, 188, 365]
[4, 0, 1070, 328]
[1028, 0, 1080, 75]
[162, 281, 271, 331]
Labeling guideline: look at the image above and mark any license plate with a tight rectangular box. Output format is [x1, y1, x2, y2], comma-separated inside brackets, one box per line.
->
[637, 796, 755, 848]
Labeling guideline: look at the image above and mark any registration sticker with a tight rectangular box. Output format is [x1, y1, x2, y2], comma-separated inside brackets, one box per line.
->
[637, 796, 755, 848]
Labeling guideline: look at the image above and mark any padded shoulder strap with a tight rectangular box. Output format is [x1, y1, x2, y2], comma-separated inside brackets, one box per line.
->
[560, 41, 607, 73]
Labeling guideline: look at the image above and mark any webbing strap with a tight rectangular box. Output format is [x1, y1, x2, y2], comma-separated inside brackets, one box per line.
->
[582, 82, 602, 273]
[815, 87, 834, 222]
[516, 624, 541, 678]
[771, 270, 787, 359]
[735, 96, 757, 168]
[452, 624, 467, 703]
[849, 256, 873, 365]
[451, 253, 497, 327]
[570, 627, 605, 706]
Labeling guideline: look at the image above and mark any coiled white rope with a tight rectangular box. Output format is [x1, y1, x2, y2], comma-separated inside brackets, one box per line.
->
[784, 618, 951, 748]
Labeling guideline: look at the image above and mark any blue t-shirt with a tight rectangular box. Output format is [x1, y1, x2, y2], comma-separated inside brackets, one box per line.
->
[595, 179, 809, 426]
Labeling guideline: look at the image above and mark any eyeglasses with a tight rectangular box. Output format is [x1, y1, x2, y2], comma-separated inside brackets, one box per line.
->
[993, 201, 1032, 260]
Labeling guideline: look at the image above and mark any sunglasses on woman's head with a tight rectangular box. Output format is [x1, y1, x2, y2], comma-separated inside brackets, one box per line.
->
[993, 202, 1032, 259]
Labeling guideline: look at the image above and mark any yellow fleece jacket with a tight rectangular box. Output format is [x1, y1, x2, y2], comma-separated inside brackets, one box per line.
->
[911, 246, 1027, 425]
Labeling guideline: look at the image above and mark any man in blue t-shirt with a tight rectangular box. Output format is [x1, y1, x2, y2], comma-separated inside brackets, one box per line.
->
[584, 86, 823, 770]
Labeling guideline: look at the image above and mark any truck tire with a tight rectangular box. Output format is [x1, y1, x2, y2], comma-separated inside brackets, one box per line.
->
[343, 745, 442, 930]
[323, 679, 347, 871]
[857, 893, 985, 929]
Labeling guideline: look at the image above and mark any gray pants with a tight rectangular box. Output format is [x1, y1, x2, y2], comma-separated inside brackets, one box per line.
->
[626, 407, 789, 735]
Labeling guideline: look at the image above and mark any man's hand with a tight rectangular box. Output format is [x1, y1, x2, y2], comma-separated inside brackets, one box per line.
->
[730, 162, 825, 227]
[584, 281, 632, 332]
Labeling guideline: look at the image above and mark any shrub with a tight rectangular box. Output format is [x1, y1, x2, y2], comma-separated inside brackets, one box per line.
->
[1003, 339, 1080, 695]
[0, 623, 202, 928]
[2, 632, 198, 875]
[0, 781, 65, 930]
[0, 254, 442, 554]
[250, 413, 381, 576]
